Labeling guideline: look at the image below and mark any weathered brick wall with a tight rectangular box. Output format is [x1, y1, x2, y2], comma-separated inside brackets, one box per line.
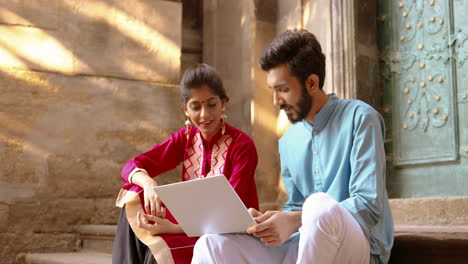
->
[0, 1, 182, 263]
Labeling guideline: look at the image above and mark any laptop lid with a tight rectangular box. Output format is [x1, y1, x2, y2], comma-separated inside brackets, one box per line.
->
[153, 175, 256, 237]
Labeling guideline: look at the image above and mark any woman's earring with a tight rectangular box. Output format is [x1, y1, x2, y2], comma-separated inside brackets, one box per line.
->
[185, 116, 191, 140]
[221, 113, 227, 135]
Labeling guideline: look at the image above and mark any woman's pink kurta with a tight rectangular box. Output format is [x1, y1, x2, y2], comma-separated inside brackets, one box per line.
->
[115, 123, 259, 264]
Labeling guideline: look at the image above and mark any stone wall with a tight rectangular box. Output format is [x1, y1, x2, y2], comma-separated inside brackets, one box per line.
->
[0, 1, 182, 263]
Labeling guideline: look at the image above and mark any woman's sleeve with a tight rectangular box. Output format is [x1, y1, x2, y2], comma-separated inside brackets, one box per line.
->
[227, 135, 259, 210]
[120, 129, 186, 184]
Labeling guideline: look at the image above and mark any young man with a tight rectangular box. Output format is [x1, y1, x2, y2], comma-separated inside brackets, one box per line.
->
[191, 29, 394, 264]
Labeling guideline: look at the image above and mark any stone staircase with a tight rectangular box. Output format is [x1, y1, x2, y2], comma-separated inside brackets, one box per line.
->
[16, 225, 115, 264]
[388, 197, 468, 263]
[14, 222, 468, 263]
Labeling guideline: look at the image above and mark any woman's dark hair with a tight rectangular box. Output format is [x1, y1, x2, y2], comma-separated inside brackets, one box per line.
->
[180, 64, 229, 107]
[259, 29, 326, 89]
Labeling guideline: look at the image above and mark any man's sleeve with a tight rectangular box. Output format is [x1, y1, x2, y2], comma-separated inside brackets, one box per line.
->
[340, 106, 387, 236]
[280, 140, 305, 212]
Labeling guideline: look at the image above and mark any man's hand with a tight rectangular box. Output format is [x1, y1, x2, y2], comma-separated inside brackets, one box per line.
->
[247, 210, 301, 246]
[136, 211, 182, 235]
[248, 208, 264, 218]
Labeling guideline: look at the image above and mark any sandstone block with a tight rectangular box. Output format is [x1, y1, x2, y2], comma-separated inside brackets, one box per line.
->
[390, 197, 468, 226]
[8, 199, 95, 233]
[0, 232, 76, 264]
[0, 0, 59, 28]
[0, 204, 8, 232]
[0, 0, 182, 83]
[92, 198, 121, 225]
[0, 184, 36, 204]
[65, 0, 182, 83]
[2, 69, 184, 199]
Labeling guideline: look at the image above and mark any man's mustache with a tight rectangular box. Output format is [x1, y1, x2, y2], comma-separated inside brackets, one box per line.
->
[280, 104, 292, 111]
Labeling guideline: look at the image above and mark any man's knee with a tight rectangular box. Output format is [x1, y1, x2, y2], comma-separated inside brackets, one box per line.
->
[302, 192, 341, 231]
[304, 192, 338, 213]
[194, 234, 230, 256]
[195, 234, 221, 251]
[193, 234, 243, 263]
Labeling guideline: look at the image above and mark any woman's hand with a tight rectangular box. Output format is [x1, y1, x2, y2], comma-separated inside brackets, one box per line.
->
[142, 181, 166, 218]
[131, 171, 165, 217]
[136, 211, 182, 235]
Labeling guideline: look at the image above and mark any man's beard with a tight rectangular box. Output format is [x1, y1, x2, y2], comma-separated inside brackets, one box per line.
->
[281, 85, 313, 123]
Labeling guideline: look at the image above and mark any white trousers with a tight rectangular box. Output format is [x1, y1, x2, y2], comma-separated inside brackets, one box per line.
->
[192, 192, 370, 264]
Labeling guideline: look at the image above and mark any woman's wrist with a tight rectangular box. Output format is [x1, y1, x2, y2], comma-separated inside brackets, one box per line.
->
[169, 224, 183, 234]
[133, 171, 158, 189]
[142, 178, 157, 189]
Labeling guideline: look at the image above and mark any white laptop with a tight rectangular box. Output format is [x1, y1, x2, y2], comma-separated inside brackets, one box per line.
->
[153, 175, 256, 237]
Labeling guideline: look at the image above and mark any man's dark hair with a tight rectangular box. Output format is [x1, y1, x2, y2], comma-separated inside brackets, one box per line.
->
[259, 29, 326, 89]
[180, 64, 229, 107]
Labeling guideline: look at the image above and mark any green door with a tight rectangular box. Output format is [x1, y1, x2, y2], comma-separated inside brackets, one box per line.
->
[379, 0, 468, 197]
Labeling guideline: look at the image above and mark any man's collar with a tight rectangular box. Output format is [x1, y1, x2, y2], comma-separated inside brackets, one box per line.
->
[302, 93, 339, 132]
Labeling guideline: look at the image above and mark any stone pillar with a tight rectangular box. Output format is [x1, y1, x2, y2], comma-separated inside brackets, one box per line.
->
[203, 0, 253, 135]
[276, 0, 334, 95]
[276, 0, 381, 109]
[353, 0, 380, 108]
[181, 0, 203, 72]
[203, 0, 282, 210]
[252, 1, 285, 210]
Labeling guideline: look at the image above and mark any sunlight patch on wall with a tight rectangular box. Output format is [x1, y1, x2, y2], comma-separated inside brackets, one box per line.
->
[302, 1, 310, 28]
[0, 43, 27, 69]
[250, 99, 255, 125]
[276, 110, 290, 137]
[0, 27, 74, 72]
[253, 102, 281, 136]
[0, 7, 34, 28]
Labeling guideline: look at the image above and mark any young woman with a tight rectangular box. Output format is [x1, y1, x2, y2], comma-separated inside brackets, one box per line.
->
[112, 64, 259, 264]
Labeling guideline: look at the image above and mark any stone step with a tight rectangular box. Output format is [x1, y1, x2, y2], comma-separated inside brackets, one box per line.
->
[76, 225, 116, 254]
[18, 251, 111, 264]
[16, 225, 116, 264]
[389, 225, 468, 264]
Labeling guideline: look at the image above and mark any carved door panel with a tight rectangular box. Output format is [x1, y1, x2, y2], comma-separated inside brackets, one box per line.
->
[453, 0, 468, 161]
[379, 0, 467, 167]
